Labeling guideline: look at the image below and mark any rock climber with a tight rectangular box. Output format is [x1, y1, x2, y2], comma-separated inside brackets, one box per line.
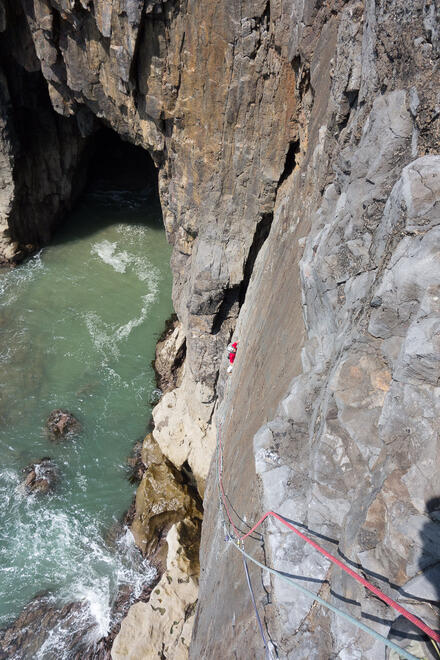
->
[227, 341, 238, 373]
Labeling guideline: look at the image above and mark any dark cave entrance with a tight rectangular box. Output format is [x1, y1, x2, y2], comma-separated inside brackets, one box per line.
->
[0, 0, 162, 258]
[47, 124, 164, 248]
[86, 127, 159, 198]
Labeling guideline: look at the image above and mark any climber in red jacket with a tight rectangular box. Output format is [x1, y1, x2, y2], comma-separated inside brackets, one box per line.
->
[227, 341, 238, 373]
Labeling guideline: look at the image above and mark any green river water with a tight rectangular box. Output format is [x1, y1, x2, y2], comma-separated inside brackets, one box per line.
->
[0, 181, 173, 655]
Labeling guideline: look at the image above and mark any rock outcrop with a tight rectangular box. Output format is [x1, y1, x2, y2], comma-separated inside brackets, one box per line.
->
[152, 365, 216, 496]
[112, 519, 200, 660]
[118, 431, 202, 658]
[46, 409, 81, 441]
[130, 432, 202, 562]
[153, 315, 185, 394]
[1, 0, 439, 658]
[20, 457, 58, 495]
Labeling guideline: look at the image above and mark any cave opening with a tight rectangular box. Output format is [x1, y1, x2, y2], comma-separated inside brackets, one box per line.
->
[86, 126, 159, 198]
[48, 124, 163, 247]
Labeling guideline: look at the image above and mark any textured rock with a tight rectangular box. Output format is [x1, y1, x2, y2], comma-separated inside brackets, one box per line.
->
[0, 594, 97, 659]
[152, 365, 216, 496]
[153, 315, 186, 394]
[0, 0, 90, 263]
[46, 408, 81, 441]
[191, 3, 440, 659]
[130, 432, 202, 562]
[112, 519, 200, 660]
[20, 457, 58, 495]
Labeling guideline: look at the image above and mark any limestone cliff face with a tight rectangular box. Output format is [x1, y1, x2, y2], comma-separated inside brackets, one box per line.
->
[1, 0, 439, 658]
[192, 3, 440, 658]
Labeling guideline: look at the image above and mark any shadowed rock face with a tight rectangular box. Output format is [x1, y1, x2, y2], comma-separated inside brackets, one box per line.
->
[1, 0, 439, 658]
[0, 0, 90, 263]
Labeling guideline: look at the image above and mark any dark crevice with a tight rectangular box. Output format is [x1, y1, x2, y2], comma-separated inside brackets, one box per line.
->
[217, 135, 297, 324]
[181, 460, 203, 508]
[262, 0, 270, 27]
[247, 0, 271, 62]
[212, 211, 272, 336]
[291, 54, 312, 100]
[338, 89, 359, 132]
[278, 139, 300, 188]
[213, 191, 277, 335]
[346, 89, 359, 109]
[46, 125, 161, 248]
[129, 4, 149, 99]
[291, 54, 301, 75]
[86, 125, 158, 192]
[239, 212, 273, 306]
[212, 285, 240, 335]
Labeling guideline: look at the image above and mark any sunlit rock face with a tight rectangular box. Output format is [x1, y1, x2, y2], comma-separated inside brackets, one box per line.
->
[1, 0, 439, 658]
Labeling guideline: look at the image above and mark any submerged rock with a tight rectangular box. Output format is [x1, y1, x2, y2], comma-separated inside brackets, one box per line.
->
[0, 594, 97, 660]
[46, 409, 81, 441]
[20, 457, 58, 495]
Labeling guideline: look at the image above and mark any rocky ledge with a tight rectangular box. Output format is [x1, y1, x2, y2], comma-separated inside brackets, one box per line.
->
[111, 323, 204, 659]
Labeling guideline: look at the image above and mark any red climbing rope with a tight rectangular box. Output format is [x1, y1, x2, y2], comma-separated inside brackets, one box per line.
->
[217, 424, 440, 645]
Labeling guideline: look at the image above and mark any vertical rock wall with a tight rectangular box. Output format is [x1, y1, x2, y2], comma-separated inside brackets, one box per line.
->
[192, 2, 440, 658]
[0, 0, 89, 262]
[1, 0, 439, 658]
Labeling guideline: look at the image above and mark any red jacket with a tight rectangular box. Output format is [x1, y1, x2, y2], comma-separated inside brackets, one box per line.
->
[229, 342, 238, 364]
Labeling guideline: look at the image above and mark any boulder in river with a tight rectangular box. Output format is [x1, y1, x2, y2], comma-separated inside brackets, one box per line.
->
[46, 409, 81, 441]
[20, 457, 58, 495]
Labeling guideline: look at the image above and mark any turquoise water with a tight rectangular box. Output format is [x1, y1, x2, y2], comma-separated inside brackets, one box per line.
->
[0, 185, 173, 652]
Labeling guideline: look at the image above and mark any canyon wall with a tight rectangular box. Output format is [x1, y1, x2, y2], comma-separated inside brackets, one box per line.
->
[1, 0, 439, 658]
[0, 1, 90, 262]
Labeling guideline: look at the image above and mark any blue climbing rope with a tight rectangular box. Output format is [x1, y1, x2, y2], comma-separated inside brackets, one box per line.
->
[242, 550, 274, 659]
